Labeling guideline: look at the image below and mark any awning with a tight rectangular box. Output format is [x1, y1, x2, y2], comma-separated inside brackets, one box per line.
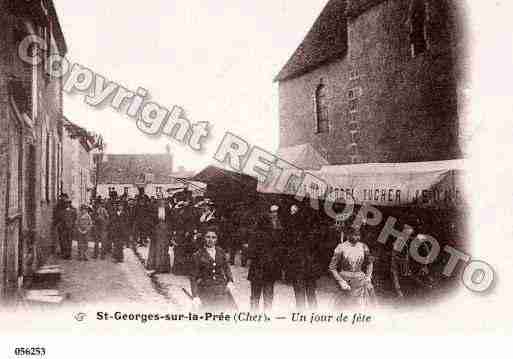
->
[276, 143, 329, 170]
[258, 159, 466, 208]
[191, 166, 258, 203]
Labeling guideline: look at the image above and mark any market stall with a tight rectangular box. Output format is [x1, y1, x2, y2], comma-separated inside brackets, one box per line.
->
[257, 158, 468, 302]
[191, 165, 258, 206]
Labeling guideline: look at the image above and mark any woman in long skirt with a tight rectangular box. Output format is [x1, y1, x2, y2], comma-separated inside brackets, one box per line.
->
[329, 227, 377, 308]
[77, 205, 93, 261]
[147, 199, 171, 273]
[189, 226, 237, 311]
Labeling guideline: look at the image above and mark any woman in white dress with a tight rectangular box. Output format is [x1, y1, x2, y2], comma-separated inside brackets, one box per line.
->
[329, 227, 376, 308]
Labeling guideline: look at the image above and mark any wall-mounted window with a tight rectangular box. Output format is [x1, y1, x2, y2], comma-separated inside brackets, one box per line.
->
[315, 83, 329, 133]
[410, 0, 428, 57]
[123, 187, 129, 196]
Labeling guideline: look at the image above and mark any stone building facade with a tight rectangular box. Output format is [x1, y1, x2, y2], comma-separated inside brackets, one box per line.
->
[0, 1, 67, 300]
[62, 118, 94, 209]
[95, 153, 177, 199]
[276, 0, 467, 165]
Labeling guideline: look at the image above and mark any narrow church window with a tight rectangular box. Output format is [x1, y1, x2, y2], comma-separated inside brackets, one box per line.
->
[410, 0, 428, 57]
[315, 84, 329, 133]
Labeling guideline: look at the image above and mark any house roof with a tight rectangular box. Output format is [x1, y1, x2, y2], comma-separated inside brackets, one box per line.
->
[47, 0, 68, 55]
[62, 117, 94, 152]
[97, 154, 174, 184]
[274, 0, 348, 82]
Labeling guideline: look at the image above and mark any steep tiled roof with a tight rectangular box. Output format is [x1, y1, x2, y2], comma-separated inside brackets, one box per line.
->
[345, 0, 388, 19]
[97, 154, 174, 184]
[274, 0, 348, 82]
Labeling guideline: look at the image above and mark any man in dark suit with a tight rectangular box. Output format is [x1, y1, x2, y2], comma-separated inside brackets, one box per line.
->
[60, 200, 77, 260]
[53, 193, 70, 256]
[287, 224, 323, 310]
[110, 203, 128, 263]
[247, 205, 283, 311]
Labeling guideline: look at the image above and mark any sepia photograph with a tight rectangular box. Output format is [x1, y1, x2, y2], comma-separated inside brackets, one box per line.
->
[0, 0, 511, 355]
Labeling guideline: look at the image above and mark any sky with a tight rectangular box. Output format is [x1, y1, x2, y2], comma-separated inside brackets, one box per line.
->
[54, 0, 329, 170]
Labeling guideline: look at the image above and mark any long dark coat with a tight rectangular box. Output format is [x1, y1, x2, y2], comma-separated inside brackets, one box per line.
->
[190, 246, 236, 310]
[286, 229, 323, 282]
[147, 220, 171, 273]
[135, 200, 154, 238]
[247, 220, 282, 283]
[110, 210, 127, 262]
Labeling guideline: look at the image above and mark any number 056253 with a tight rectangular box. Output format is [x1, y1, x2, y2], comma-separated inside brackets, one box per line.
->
[14, 347, 46, 356]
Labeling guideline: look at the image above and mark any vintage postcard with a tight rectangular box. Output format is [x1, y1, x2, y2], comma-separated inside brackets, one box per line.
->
[0, 0, 512, 356]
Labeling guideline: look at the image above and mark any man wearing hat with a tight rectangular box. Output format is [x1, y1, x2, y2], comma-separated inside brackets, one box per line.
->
[60, 200, 77, 259]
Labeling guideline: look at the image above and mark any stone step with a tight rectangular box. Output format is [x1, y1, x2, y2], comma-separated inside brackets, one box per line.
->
[37, 264, 62, 272]
[40, 264, 61, 270]
[24, 290, 65, 305]
[32, 265, 62, 285]
[26, 289, 60, 296]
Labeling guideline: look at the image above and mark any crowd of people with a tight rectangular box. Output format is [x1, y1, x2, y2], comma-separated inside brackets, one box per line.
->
[52, 190, 457, 311]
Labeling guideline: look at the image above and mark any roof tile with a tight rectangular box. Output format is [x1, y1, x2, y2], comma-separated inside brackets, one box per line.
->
[274, 0, 348, 82]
